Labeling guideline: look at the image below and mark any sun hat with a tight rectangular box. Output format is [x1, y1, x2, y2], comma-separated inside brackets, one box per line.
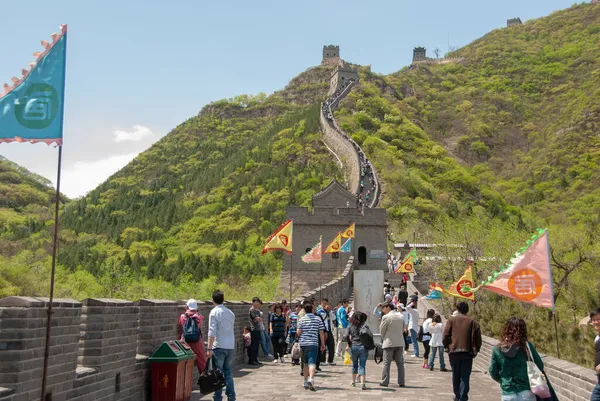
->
[186, 299, 198, 311]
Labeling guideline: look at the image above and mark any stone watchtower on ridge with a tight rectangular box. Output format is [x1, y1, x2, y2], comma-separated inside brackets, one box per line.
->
[279, 180, 388, 297]
[329, 61, 359, 95]
[507, 18, 522, 27]
[322, 45, 340, 65]
[413, 47, 427, 62]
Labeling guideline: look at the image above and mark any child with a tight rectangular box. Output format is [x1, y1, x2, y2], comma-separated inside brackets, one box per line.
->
[243, 326, 251, 363]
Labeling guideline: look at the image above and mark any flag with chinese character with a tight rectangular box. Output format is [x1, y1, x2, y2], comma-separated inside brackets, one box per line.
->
[445, 265, 475, 301]
[341, 223, 355, 239]
[0, 25, 67, 146]
[262, 219, 293, 254]
[394, 248, 416, 273]
[479, 229, 554, 309]
[340, 238, 352, 253]
[302, 237, 322, 263]
[323, 232, 341, 254]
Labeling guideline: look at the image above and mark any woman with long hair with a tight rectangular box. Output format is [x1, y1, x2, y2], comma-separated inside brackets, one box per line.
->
[489, 317, 557, 401]
[270, 304, 287, 363]
[421, 309, 435, 369]
[427, 314, 447, 371]
[345, 311, 369, 390]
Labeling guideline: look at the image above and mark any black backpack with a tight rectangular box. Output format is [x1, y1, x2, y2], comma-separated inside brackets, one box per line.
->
[359, 324, 375, 350]
[183, 315, 201, 342]
[374, 343, 383, 364]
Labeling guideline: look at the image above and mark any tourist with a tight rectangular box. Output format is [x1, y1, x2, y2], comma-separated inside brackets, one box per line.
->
[270, 304, 287, 363]
[406, 299, 420, 358]
[207, 290, 236, 401]
[248, 297, 264, 365]
[373, 303, 383, 319]
[421, 309, 434, 369]
[590, 307, 600, 401]
[287, 303, 302, 365]
[297, 300, 326, 391]
[317, 298, 336, 366]
[243, 326, 251, 363]
[489, 317, 558, 401]
[177, 299, 207, 374]
[281, 299, 289, 316]
[383, 280, 391, 296]
[398, 303, 410, 353]
[398, 284, 409, 306]
[336, 299, 350, 357]
[345, 311, 369, 390]
[428, 314, 447, 371]
[379, 302, 406, 388]
[259, 301, 274, 359]
[443, 302, 482, 401]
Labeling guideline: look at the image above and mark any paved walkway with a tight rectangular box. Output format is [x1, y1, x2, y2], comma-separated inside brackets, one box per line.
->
[193, 352, 501, 400]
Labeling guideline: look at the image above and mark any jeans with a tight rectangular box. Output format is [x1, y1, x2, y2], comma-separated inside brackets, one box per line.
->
[410, 329, 419, 357]
[381, 347, 405, 386]
[301, 345, 319, 366]
[449, 352, 473, 401]
[501, 390, 535, 401]
[428, 346, 446, 369]
[351, 344, 368, 376]
[260, 330, 271, 356]
[592, 383, 600, 401]
[324, 331, 335, 363]
[249, 330, 261, 363]
[212, 348, 236, 401]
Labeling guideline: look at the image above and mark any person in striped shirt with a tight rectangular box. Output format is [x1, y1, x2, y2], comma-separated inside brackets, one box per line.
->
[297, 300, 326, 391]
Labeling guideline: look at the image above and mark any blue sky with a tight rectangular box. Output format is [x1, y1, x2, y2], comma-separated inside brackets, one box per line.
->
[0, 0, 580, 197]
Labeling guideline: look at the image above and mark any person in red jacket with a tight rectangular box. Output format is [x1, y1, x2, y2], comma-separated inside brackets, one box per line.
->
[177, 299, 207, 374]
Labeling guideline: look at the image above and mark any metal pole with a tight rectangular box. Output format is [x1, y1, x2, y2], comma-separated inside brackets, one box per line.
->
[553, 312, 560, 358]
[289, 253, 293, 303]
[320, 260, 323, 304]
[41, 145, 62, 401]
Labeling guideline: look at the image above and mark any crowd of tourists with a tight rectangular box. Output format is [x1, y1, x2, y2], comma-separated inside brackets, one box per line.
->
[175, 289, 600, 401]
[322, 77, 379, 208]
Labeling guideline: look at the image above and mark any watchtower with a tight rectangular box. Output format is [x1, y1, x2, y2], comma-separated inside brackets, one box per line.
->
[329, 61, 359, 95]
[322, 45, 340, 65]
[507, 18, 522, 27]
[412, 47, 427, 62]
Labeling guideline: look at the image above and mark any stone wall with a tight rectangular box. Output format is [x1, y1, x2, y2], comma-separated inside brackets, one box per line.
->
[0, 261, 355, 401]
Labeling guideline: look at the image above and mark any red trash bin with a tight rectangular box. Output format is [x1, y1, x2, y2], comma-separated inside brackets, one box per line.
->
[149, 340, 195, 401]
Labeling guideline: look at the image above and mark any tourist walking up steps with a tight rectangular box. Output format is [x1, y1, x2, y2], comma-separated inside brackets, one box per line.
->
[443, 302, 482, 401]
[270, 304, 287, 363]
[297, 300, 326, 391]
[589, 307, 600, 401]
[336, 299, 350, 357]
[406, 298, 421, 357]
[207, 290, 236, 401]
[177, 299, 207, 374]
[428, 314, 447, 371]
[345, 311, 370, 390]
[489, 317, 558, 401]
[379, 302, 406, 388]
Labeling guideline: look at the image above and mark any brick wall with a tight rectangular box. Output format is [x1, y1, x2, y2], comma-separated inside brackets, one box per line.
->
[0, 261, 354, 401]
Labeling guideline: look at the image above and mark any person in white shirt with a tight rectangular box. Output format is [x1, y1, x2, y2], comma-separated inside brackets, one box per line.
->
[427, 313, 447, 371]
[207, 290, 236, 401]
[406, 299, 420, 357]
[398, 303, 410, 354]
[421, 309, 434, 369]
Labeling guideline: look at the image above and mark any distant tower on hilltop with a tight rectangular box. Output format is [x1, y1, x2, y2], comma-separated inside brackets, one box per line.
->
[412, 47, 427, 62]
[507, 18, 522, 27]
[322, 45, 340, 65]
[329, 61, 359, 95]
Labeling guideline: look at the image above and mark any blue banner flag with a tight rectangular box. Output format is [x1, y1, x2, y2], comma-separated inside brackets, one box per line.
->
[0, 25, 67, 146]
[341, 238, 352, 253]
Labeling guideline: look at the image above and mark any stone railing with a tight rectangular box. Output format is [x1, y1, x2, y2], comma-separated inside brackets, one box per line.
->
[0, 259, 355, 401]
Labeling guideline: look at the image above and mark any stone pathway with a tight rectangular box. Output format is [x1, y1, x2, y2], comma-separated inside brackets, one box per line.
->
[192, 351, 501, 400]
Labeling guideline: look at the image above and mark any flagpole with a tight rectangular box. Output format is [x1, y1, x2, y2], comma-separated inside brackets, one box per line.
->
[41, 145, 62, 401]
[320, 258, 323, 304]
[545, 229, 560, 358]
[289, 253, 293, 303]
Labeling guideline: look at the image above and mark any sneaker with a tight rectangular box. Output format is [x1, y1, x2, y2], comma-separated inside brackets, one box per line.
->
[321, 362, 328, 366]
[308, 380, 316, 392]
[350, 382, 356, 387]
[329, 362, 337, 366]
[429, 366, 434, 371]
[303, 381, 309, 390]
[398, 384, 405, 387]
[410, 354, 418, 358]
[440, 367, 449, 372]
[423, 364, 429, 369]
[300, 371, 304, 376]
[316, 367, 322, 372]
[361, 383, 366, 390]
[280, 357, 284, 363]
[274, 359, 278, 363]
[267, 354, 274, 359]
[379, 382, 388, 387]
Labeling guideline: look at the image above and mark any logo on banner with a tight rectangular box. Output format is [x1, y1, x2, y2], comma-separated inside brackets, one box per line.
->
[15, 83, 59, 129]
[404, 262, 413, 272]
[278, 234, 289, 247]
[508, 269, 543, 301]
[457, 279, 473, 298]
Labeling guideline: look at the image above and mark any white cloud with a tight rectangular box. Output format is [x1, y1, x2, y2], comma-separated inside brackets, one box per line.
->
[56, 152, 140, 198]
[113, 124, 155, 143]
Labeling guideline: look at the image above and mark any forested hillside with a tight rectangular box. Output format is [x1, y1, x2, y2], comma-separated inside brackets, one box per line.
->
[333, 2, 600, 366]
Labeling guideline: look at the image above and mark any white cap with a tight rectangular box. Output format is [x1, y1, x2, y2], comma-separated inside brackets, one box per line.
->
[186, 299, 198, 310]
[385, 294, 392, 300]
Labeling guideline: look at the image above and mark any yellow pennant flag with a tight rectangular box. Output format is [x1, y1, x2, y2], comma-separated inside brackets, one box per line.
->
[324, 232, 342, 254]
[396, 254, 415, 273]
[261, 220, 293, 254]
[341, 223, 355, 239]
[445, 265, 475, 301]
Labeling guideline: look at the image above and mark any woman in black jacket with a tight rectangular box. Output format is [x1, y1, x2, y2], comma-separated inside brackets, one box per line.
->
[345, 311, 369, 390]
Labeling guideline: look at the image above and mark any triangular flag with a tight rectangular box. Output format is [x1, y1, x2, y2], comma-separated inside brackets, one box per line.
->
[323, 232, 342, 254]
[481, 230, 554, 309]
[341, 238, 352, 253]
[394, 248, 417, 273]
[261, 220, 293, 254]
[302, 237, 322, 263]
[341, 223, 355, 239]
[445, 265, 475, 301]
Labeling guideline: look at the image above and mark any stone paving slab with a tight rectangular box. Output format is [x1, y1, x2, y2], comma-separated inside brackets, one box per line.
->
[192, 352, 502, 400]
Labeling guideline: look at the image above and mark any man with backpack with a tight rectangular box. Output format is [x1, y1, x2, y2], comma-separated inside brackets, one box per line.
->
[177, 299, 207, 374]
[379, 301, 406, 388]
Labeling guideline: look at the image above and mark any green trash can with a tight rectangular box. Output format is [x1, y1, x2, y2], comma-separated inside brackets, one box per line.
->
[149, 340, 196, 401]
[174, 341, 197, 400]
